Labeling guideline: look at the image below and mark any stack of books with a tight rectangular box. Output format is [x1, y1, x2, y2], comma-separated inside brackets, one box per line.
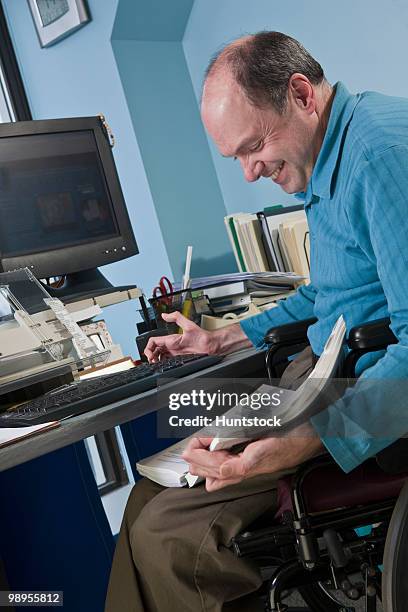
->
[225, 205, 310, 276]
[202, 272, 300, 313]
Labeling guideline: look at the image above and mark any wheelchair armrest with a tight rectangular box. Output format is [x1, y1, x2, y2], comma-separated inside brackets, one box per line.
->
[264, 318, 317, 346]
[263, 319, 316, 379]
[347, 317, 396, 351]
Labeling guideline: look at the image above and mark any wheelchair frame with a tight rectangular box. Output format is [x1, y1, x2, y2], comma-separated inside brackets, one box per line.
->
[231, 317, 407, 612]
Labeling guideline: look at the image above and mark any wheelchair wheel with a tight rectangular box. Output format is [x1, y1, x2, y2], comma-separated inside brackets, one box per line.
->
[298, 583, 343, 611]
[382, 479, 408, 611]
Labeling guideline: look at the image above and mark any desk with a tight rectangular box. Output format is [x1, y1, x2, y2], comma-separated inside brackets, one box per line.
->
[0, 348, 266, 472]
[0, 347, 267, 612]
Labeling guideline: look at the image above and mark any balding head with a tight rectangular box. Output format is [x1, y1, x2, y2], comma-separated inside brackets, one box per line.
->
[201, 32, 333, 194]
[204, 35, 253, 82]
[203, 31, 325, 115]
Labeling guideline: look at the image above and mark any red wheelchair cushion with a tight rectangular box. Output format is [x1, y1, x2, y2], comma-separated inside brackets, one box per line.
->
[276, 460, 408, 517]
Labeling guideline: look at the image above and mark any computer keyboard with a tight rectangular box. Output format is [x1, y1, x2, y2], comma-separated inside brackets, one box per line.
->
[0, 354, 223, 427]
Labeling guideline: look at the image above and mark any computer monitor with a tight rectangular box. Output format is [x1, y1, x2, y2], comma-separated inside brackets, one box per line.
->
[0, 116, 138, 299]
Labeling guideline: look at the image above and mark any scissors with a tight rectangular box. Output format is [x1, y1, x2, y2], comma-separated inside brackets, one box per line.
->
[153, 276, 174, 306]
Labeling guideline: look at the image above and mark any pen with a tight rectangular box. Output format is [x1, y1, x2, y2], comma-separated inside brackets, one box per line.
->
[182, 245, 193, 290]
[180, 246, 193, 332]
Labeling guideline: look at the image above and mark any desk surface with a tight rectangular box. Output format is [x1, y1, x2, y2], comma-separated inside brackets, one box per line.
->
[0, 349, 266, 472]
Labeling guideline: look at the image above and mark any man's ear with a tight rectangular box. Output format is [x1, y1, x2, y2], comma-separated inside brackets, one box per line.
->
[288, 74, 316, 114]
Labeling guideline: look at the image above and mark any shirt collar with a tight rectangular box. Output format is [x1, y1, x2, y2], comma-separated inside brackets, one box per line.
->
[295, 82, 361, 205]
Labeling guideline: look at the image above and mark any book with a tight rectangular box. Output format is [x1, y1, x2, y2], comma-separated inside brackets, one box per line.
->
[136, 437, 202, 488]
[238, 214, 270, 272]
[224, 213, 270, 272]
[225, 207, 310, 275]
[256, 205, 306, 273]
[278, 217, 310, 276]
[210, 315, 345, 450]
[224, 215, 247, 272]
[136, 315, 346, 487]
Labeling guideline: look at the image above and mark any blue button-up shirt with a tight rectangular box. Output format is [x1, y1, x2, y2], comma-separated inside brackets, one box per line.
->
[241, 82, 408, 472]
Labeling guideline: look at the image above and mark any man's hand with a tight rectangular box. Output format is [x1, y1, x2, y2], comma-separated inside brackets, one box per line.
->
[144, 312, 214, 362]
[144, 312, 251, 362]
[182, 424, 325, 492]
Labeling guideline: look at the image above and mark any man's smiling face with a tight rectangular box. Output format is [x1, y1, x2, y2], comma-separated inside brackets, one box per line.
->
[201, 72, 324, 194]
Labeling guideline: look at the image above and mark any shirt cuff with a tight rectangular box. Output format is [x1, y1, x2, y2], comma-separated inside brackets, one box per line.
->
[311, 406, 395, 472]
[240, 316, 267, 349]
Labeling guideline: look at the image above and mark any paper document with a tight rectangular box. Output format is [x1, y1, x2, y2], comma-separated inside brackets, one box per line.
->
[0, 422, 59, 448]
[136, 315, 346, 487]
[179, 272, 304, 291]
[210, 314, 346, 450]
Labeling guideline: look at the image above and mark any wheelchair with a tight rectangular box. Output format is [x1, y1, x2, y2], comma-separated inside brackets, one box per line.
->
[230, 317, 408, 612]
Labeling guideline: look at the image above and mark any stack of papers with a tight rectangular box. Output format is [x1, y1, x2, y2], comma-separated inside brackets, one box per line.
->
[0, 421, 59, 448]
[177, 271, 303, 291]
[174, 272, 304, 316]
[136, 438, 201, 488]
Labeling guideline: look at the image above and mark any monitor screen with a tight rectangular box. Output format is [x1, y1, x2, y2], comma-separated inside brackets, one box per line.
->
[0, 131, 119, 257]
[0, 117, 138, 282]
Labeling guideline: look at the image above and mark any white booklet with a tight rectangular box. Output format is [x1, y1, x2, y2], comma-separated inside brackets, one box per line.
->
[136, 437, 202, 488]
[136, 315, 346, 487]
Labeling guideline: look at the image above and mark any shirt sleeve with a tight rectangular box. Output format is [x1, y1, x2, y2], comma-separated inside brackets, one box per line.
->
[311, 146, 408, 471]
[240, 282, 317, 349]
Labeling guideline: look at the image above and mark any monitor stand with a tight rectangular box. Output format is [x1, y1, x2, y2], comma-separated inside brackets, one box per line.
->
[42, 268, 137, 303]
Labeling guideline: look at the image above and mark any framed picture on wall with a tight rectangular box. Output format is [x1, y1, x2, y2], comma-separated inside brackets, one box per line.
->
[27, 0, 91, 48]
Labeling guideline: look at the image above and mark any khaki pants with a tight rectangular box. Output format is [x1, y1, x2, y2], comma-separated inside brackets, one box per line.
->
[105, 347, 315, 612]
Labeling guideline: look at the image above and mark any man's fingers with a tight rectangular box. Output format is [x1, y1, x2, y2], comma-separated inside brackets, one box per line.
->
[183, 437, 213, 455]
[183, 448, 231, 470]
[218, 439, 279, 479]
[219, 457, 247, 479]
[188, 462, 224, 478]
[205, 476, 242, 492]
[144, 334, 181, 361]
[162, 311, 197, 331]
[183, 437, 233, 477]
[145, 335, 177, 352]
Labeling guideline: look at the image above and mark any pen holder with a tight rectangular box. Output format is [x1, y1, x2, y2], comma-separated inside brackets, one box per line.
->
[149, 289, 200, 334]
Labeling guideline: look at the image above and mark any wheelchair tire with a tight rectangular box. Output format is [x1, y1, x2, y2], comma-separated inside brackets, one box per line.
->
[382, 479, 408, 612]
[298, 583, 343, 611]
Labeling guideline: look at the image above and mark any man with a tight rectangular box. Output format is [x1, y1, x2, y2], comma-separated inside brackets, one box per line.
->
[106, 31, 408, 611]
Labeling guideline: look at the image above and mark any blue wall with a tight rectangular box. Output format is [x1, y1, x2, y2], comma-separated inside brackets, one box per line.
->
[111, 0, 235, 278]
[183, 0, 408, 214]
[112, 0, 193, 41]
[111, 39, 234, 277]
[2, 0, 173, 356]
[5, 0, 408, 348]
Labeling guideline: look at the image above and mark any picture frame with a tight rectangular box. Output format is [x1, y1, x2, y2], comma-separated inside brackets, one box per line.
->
[27, 0, 91, 48]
